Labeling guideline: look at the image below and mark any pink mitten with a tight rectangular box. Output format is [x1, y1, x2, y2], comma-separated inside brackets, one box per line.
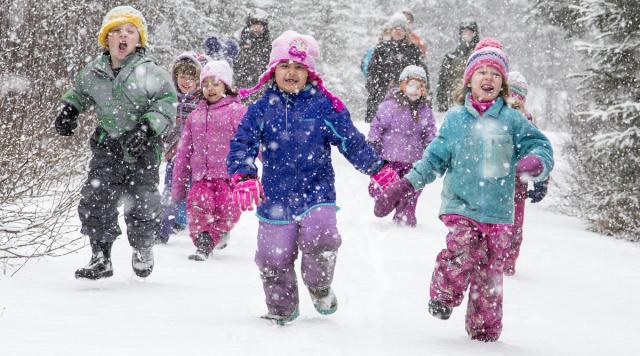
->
[370, 165, 400, 197]
[515, 155, 543, 181]
[231, 174, 264, 211]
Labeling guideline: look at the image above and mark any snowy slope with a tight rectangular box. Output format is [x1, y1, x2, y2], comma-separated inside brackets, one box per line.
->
[1, 123, 639, 356]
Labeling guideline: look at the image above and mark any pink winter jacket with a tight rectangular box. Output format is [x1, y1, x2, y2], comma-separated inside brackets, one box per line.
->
[171, 96, 247, 202]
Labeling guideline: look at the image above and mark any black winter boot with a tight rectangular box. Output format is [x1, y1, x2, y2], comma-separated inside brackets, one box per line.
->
[132, 246, 154, 278]
[428, 299, 452, 320]
[75, 241, 114, 280]
[188, 232, 213, 261]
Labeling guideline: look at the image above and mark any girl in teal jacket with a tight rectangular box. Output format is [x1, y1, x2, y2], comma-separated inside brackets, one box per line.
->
[375, 38, 553, 342]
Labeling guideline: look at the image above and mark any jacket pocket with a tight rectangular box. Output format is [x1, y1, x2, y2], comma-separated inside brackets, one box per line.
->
[482, 134, 513, 178]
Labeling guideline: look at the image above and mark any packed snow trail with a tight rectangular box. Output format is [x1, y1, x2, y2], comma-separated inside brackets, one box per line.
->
[1, 124, 639, 356]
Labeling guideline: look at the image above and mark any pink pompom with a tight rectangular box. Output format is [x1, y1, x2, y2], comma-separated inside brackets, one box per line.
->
[474, 37, 503, 51]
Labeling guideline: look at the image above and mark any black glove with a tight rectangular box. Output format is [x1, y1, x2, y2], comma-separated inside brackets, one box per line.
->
[528, 179, 549, 203]
[122, 121, 155, 157]
[54, 103, 79, 136]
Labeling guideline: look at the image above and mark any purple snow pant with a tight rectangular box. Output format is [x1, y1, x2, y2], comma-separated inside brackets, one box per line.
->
[504, 179, 528, 275]
[430, 214, 512, 341]
[255, 206, 342, 317]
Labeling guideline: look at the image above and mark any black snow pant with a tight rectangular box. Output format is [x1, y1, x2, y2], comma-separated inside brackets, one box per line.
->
[78, 128, 161, 249]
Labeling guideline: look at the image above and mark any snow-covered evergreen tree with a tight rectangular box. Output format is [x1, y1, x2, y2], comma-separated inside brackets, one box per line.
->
[535, 0, 640, 240]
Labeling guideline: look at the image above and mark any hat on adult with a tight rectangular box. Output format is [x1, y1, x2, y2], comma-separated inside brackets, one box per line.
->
[463, 37, 509, 83]
[200, 60, 234, 88]
[388, 12, 409, 30]
[399, 65, 427, 83]
[238, 30, 345, 112]
[508, 70, 528, 99]
[97, 6, 148, 48]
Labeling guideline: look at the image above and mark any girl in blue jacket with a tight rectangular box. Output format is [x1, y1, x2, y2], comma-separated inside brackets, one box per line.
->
[376, 38, 553, 341]
[227, 31, 397, 325]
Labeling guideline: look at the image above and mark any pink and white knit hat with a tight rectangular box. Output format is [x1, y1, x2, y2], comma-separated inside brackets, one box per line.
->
[200, 60, 234, 88]
[239, 30, 345, 112]
[463, 37, 509, 83]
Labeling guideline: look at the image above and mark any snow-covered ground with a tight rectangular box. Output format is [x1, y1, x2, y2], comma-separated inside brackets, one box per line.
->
[1, 123, 639, 356]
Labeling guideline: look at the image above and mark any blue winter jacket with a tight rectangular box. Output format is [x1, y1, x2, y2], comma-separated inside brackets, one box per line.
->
[405, 94, 554, 224]
[227, 84, 384, 223]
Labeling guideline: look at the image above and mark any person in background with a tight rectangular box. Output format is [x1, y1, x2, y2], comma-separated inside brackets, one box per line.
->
[504, 70, 550, 276]
[375, 38, 553, 342]
[171, 61, 246, 261]
[54, 6, 176, 279]
[435, 20, 479, 112]
[158, 52, 206, 244]
[234, 11, 272, 92]
[365, 12, 428, 122]
[367, 65, 436, 227]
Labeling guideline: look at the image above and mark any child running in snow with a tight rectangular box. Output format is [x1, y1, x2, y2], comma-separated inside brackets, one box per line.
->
[368, 65, 436, 226]
[54, 6, 176, 279]
[375, 38, 554, 341]
[158, 52, 207, 244]
[171, 60, 246, 261]
[504, 71, 549, 275]
[227, 30, 398, 325]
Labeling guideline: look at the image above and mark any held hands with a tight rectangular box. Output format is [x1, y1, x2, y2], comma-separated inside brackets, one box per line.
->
[528, 179, 549, 203]
[369, 165, 400, 198]
[123, 121, 155, 157]
[374, 179, 415, 217]
[231, 174, 264, 212]
[54, 103, 79, 136]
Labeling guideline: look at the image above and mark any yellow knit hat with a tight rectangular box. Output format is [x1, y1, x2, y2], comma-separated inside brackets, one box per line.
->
[97, 6, 147, 48]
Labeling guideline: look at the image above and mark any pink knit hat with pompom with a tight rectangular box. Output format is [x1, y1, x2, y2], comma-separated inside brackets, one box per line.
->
[463, 37, 509, 83]
[238, 30, 345, 112]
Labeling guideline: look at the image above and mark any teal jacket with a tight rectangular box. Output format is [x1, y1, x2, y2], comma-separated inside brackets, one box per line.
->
[63, 49, 176, 144]
[405, 94, 554, 224]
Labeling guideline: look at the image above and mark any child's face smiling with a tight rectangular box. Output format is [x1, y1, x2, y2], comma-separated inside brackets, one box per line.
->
[274, 61, 308, 94]
[177, 73, 197, 94]
[469, 65, 503, 102]
[107, 23, 140, 68]
[202, 77, 226, 103]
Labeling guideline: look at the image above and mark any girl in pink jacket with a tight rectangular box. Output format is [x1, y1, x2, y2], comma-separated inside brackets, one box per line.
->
[172, 60, 247, 261]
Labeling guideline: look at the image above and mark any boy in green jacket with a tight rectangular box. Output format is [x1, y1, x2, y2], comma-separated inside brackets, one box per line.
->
[54, 6, 177, 279]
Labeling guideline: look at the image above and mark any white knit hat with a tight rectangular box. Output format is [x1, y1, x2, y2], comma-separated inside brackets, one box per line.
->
[388, 12, 409, 30]
[399, 65, 427, 83]
[200, 60, 233, 88]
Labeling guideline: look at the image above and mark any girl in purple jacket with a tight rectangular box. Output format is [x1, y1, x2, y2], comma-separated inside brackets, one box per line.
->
[368, 65, 436, 226]
[171, 60, 247, 261]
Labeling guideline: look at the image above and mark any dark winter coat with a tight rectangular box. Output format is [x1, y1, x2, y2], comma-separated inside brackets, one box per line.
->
[227, 84, 384, 223]
[234, 24, 271, 89]
[435, 24, 480, 112]
[365, 38, 427, 122]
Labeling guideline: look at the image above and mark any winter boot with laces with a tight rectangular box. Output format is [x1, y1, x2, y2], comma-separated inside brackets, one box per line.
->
[131, 246, 154, 278]
[75, 241, 114, 280]
[428, 299, 452, 320]
[188, 232, 213, 261]
[309, 287, 338, 315]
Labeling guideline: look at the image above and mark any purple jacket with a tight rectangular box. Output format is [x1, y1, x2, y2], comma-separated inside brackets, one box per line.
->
[172, 96, 247, 202]
[367, 90, 437, 163]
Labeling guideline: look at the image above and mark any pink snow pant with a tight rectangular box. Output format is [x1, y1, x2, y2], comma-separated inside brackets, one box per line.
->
[504, 180, 528, 274]
[430, 214, 512, 341]
[255, 206, 342, 317]
[186, 178, 240, 249]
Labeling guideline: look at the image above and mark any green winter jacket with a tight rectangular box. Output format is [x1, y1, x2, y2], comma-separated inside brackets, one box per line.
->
[63, 50, 177, 157]
[405, 94, 554, 224]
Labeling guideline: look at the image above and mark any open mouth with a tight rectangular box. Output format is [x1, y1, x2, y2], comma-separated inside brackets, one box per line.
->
[118, 42, 128, 52]
[481, 84, 494, 93]
[284, 78, 299, 85]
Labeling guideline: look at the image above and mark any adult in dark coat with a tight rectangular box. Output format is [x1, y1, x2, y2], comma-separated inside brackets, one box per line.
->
[234, 13, 271, 90]
[365, 13, 427, 123]
[435, 20, 480, 112]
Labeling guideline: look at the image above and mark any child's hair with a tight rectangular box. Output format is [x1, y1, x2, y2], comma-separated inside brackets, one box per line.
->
[452, 79, 510, 105]
[174, 59, 199, 78]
